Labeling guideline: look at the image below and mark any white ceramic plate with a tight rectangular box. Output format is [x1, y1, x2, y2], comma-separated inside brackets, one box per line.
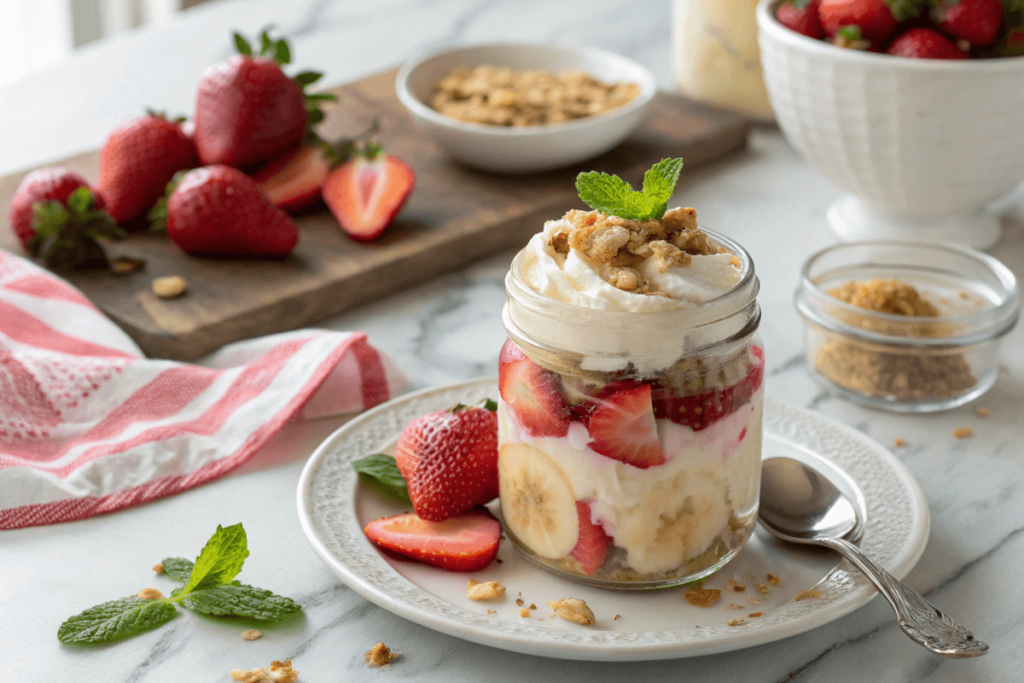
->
[297, 379, 929, 661]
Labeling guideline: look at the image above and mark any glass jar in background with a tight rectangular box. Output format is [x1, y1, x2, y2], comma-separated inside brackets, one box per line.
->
[497, 229, 764, 589]
[674, 0, 774, 120]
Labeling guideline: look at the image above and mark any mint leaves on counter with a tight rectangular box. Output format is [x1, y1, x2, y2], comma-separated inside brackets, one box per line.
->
[58, 524, 301, 645]
[353, 453, 412, 505]
[576, 158, 684, 222]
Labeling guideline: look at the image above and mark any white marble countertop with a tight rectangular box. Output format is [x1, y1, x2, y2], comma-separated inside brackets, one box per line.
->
[3, 0, 1023, 680]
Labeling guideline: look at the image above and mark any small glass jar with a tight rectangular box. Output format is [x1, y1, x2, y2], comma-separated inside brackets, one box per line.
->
[795, 241, 1019, 412]
[497, 229, 764, 589]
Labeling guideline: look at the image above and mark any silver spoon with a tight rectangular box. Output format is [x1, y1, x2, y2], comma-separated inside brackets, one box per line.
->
[758, 456, 988, 658]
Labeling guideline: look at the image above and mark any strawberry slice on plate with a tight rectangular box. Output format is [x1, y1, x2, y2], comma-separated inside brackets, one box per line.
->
[363, 509, 500, 572]
[395, 405, 499, 522]
[498, 340, 570, 438]
[570, 501, 612, 575]
[586, 383, 665, 469]
[322, 144, 415, 242]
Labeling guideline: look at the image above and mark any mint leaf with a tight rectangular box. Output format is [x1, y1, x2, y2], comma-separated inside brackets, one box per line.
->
[180, 524, 249, 595]
[160, 557, 195, 583]
[180, 582, 302, 622]
[575, 172, 638, 218]
[58, 597, 177, 644]
[642, 158, 683, 209]
[483, 398, 498, 412]
[576, 159, 684, 222]
[353, 454, 411, 505]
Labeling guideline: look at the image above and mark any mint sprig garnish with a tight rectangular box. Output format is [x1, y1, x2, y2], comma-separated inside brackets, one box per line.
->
[575, 158, 684, 222]
[353, 454, 411, 505]
[58, 524, 301, 645]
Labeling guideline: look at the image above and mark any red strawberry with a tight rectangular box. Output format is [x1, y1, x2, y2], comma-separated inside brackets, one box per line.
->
[654, 346, 765, 431]
[154, 165, 299, 256]
[96, 114, 197, 224]
[251, 145, 331, 212]
[363, 509, 500, 572]
[570, 501, 612, 575]
[819, 0, 921, 40]
[777, 0, 825, 38]
[887, 27, 970, 58]
[931, 0, 1003, 47]
[321, 146, 415, 242]
[498, 340, 570, 438]
[586, 384, 666, 469]
[395, 405, 499, 522]
[8, 167, 123, 268]
[194, 32, 334, 169]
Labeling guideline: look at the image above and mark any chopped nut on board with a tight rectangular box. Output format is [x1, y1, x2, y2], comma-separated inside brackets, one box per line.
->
[152, 275, 188, 299]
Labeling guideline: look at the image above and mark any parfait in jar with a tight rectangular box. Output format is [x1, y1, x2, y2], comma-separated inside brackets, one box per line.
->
[498, 160, 764, 588]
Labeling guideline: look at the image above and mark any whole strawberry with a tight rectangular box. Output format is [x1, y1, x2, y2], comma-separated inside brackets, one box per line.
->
[777, 0, 825, 39]
[394, 404, 499, 522]
[931, 0, 1003, 47]
[888, 27, 970, 57]
[8, 167, 123, 267]
[819, 0, 924, 41]
[152, 165, 299, 256]
[97, 113, 197, 224]
[193, 31, 334, 169]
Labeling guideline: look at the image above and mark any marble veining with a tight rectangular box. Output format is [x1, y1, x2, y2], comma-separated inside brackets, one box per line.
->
[1, 0, 1023, 680]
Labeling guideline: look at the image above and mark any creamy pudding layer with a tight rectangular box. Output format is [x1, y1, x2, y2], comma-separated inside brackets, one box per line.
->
[498, 393, 763, 576]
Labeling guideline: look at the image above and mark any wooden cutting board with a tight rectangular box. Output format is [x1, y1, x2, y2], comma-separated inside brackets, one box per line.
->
[0, 69, 748, 360]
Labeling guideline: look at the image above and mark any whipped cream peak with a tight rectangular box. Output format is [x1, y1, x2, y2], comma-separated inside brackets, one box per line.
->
[522, 208, 743, 312]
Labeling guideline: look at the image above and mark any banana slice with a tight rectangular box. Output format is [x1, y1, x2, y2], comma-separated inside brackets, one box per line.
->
[499, 443, 579, 559]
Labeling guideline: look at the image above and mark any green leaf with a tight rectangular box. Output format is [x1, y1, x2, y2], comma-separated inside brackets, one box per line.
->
[160, 557, 195, 583]
[576, 159, 686, 222]
[148, 170, 187, 232]
[274, 39, 291, 65]
[260, 30, 273, 56]
[305, 108, 325, 125]
[837, 25, 864, 41]
[576, 171, 638, 217]
[58, 597, 177, 644]
[885, 0, 925, 22]
[234, 32, 252, 56]
[305, 92, 336, 101]
[65, 187, 94, 220]
[180, 582, 302, 622]
[641, 158, 683, 210]
[353, 454, 411, 505]
[180, 524, 249, 595]
[483, 398, 498, 412]
[294, 71, 323, 86]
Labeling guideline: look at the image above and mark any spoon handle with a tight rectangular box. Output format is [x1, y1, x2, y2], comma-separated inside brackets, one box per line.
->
[816, 536, 989, 658]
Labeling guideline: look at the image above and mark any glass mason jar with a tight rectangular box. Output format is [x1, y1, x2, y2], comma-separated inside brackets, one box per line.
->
[498, 229, 764, 589]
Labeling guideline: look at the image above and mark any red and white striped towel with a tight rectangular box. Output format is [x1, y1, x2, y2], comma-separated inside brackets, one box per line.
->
[0, 251, 405, 530]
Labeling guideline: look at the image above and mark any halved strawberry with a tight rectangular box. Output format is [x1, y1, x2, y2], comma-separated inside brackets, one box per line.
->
[498, 340, 570, 437]
[570, 501, 612, 575]
[251, 145, 331, 212]
[322, 145, 415, 242]
[363, 509, 500, 572]
[586, 384, 665, 469]
[395, 405, 498, 522]
[653, 347, 765, 431]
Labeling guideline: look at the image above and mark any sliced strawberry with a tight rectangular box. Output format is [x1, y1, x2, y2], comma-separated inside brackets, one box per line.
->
[570, 501, 612, 576]
[363, 509, 500, 572]
[777, 0, 825, 39]
[251, 145, 331, 212]
[498, 340, 570, 438]
[322, 150, 415, 242]
[887, 27, 969, 58]
[653, 347, 765, 431]
[395, 406, 498, 522]
[586, 384, 665, 469]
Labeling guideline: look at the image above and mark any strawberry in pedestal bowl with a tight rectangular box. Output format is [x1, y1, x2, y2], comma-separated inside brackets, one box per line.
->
[496, 161, 765, 589]
[757, 0, 1024, 250]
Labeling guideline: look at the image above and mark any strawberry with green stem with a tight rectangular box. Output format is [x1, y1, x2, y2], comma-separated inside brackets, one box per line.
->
[818, 0, 926, 41]
[931, 0, 1004, 47]
[888, 26, 970, 57]
[777, 0, 825, 39]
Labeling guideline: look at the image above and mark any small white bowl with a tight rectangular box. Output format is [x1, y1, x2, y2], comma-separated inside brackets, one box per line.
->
[757, 0, 1024, 249]
[395, 43, 656, 173]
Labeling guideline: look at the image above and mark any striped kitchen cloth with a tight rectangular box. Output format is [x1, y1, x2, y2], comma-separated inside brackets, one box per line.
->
[0, 251, 405, 529]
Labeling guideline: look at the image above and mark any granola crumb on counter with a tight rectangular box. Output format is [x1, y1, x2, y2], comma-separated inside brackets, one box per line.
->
[748, 597, 760, 606]
[230, 659, 298, 683]
[152, 275, 188, 299]
[727, 618, 746, 627]
[754, 582, 769, 595]
[767, 574, 781, 587]
[894, 437, 907, 447]
[726, 579, 746, 592]
[430, 65, 641, 128]
[976, 407, 991, 417]
[467, 579, 506, 601]
[684, 588, 721, 608]
[152, 562, 165, 574]
[241, 630, 263, 641]
[953, 427, 973, 439]
[487, 609, 496, 615]
[748, 612, 763, 618]
[528, 603, 537, 610]
[137, 588, 163, 600]
[515, 598, 525, 607]
[519, 608, 531, 618]
[794, 589, 821, 602]
[365, 643, 402, 670]
[613, 614, 621, 621]
[548, 598, 596, 625]
[724, 603, 745, 610]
